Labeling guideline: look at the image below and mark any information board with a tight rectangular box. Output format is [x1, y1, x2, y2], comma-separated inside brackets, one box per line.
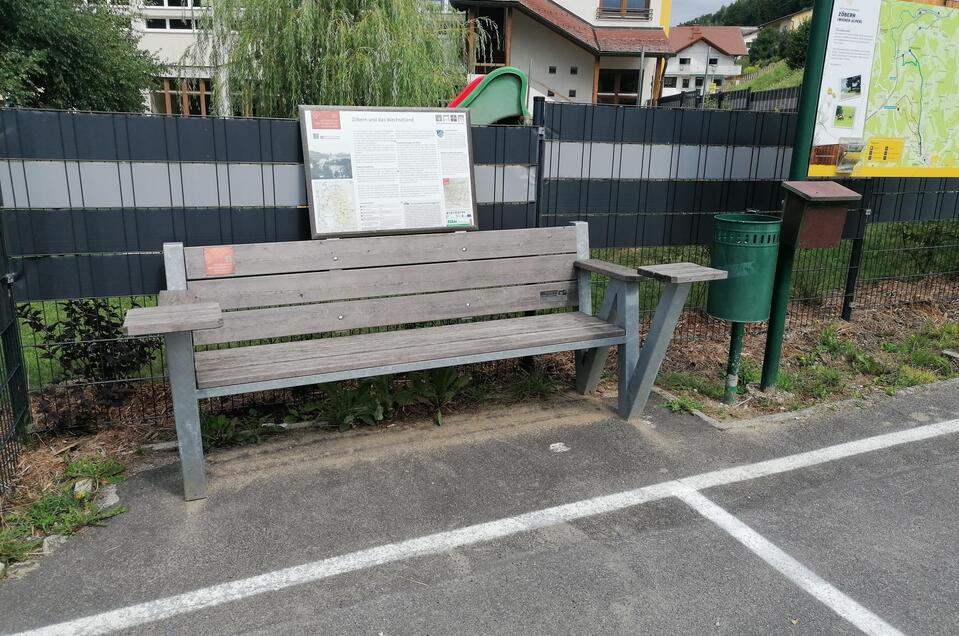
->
[299, 106, 477, 238]
[809, 0, 959, 178]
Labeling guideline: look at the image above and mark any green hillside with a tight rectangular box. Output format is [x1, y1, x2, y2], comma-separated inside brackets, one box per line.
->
[685, 0, 813, 26]
[730, 61, 804, 91]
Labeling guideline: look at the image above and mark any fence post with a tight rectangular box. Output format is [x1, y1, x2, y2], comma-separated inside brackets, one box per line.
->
[532, 96, 546, 229]
[841, 183, 873, 321]
[744, 87, 753, 111]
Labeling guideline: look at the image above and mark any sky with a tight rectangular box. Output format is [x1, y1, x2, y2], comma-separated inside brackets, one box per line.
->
[671, 0, 729, 26]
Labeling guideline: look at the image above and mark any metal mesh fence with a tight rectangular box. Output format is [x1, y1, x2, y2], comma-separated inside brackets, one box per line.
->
[18, 212, 959, 433]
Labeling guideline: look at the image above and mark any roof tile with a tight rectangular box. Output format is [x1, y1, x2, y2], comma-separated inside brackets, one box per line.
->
[453, 0, 669, 55]
[668, 26, 748, 56]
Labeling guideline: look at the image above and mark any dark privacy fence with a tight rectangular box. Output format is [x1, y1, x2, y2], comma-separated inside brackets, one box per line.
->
[5, 105, 956, 302]
[1, 104, 959, 452]
[539, 102, 959, 332]
[659, 86, 802, 113]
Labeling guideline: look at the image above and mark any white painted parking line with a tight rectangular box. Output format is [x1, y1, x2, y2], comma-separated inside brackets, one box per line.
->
[15, 418, 959, 636]
[681, 417, 959, 491]
[675, 486, 905, 636]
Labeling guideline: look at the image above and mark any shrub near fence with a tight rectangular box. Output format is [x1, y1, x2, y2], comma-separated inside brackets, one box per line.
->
[2, 105, 959, 449]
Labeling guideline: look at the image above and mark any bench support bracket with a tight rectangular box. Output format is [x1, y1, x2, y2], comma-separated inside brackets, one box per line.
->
[620, 282, 692, 420]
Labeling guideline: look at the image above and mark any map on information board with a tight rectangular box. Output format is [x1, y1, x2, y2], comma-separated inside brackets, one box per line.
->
[299, 106, 477, 238]
[809, 0, 959, 178]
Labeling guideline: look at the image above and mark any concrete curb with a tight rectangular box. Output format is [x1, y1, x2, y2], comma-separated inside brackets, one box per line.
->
[710, 376, 959, 431]
[139, 377, 959, 448]
[141, 419, 330, 453]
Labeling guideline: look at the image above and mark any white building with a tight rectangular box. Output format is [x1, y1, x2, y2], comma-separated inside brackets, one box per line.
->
[127, 0, 675, 115]
[126, 0, 212, 116]
[451, 0, 673, 107]
[662, 26, 748, 97]
[741, 26, 759, 52]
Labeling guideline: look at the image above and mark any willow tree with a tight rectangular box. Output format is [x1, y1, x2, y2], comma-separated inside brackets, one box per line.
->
[194, 0, 484, 118]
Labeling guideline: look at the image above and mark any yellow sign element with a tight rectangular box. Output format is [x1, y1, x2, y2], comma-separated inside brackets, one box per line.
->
[865, 138, 905, 163]
[809, 165, 959, 178]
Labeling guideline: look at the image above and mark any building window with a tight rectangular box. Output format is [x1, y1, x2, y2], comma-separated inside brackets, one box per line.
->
[548, 66, 557, 74]
[681, 78, 690, 89]
[679, 57, 691, 66]
[695, 77, 705, 88]
[597, 0, 651, 19]
[547, 90, 555, 97]
[471, 7, 507, 74]
[150, 77, 213, 116]
[596, 69, 639, 105]
[145, 18, 196, 30]
[714, 77, 724, 87]
[570, 66, 578, 75]
[568, 89, 577, 98]
[663, 76, 677, 88]
[708, 57, 719, 66]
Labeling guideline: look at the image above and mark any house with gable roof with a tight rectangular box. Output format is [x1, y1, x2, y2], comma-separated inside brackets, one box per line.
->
[662, 26, 748, 97]
[451, 0, 673, 107]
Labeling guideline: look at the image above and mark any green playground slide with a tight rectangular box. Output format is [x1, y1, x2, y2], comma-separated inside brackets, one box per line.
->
[448, 67, 531, 125]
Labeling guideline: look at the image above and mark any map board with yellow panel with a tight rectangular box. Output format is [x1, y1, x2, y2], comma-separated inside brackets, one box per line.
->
[809, 0, 959, 178]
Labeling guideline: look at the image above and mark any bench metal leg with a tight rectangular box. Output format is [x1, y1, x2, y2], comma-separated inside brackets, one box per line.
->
[165, 331, 207, 501]
[616, 281, 641, 417]
[576, 280, 620, 394]
[620, 282, 691, 420]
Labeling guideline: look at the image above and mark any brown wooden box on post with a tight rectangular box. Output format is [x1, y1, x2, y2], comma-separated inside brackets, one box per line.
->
[780, 181, 862, 249]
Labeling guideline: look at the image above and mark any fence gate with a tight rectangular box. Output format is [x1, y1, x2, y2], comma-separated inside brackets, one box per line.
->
[0, 221, 28, 492]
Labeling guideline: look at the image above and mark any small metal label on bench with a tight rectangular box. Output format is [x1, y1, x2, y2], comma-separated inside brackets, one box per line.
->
[540, 289, 568, 300]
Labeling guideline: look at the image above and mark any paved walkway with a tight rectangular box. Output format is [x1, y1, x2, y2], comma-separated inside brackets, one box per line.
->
[3, 385, 959, 635]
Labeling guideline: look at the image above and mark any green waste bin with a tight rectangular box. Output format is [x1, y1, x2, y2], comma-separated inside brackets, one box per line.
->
[707, 214, 782, 324]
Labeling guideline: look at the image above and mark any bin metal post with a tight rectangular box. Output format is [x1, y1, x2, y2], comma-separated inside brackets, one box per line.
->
[724, 322, 745, 405]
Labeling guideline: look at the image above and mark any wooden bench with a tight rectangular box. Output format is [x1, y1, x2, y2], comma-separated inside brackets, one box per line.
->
[123, 223, 724, 500]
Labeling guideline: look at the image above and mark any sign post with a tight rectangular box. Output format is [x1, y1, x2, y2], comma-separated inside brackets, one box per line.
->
[762, 0, 959, 388]
[760, 0, 835, 390]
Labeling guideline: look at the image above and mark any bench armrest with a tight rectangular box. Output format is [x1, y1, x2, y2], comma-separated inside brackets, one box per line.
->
[636, 263, 727, 284]
[123, 303, 222, 336]
[575, 259, 644, 283]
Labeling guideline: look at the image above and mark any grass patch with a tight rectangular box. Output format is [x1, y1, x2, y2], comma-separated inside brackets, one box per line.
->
[203, 411, 286, 449]
[506, 366, 561, 401]
[657, 314, 959, 421]
[665, 396, 704, 414]
[659, 371, 725, 401]
[891, 365, 939, 388]
[62, 457, 126, 485]
[1, 456, 128, 572]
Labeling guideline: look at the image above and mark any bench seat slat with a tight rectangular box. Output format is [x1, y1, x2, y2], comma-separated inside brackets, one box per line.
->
[184, 227, 578, 280]
[196, 312, 595, 368]
[186, 254, 576, 310]
[195, 313, 623, 389]
[193, 282, 578, 345]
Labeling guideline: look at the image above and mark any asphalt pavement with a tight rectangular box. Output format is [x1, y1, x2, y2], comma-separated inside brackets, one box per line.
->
[2, 384, 958, 635]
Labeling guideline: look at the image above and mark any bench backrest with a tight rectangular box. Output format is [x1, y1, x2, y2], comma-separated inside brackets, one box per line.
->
[162, 224, 590, 347]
